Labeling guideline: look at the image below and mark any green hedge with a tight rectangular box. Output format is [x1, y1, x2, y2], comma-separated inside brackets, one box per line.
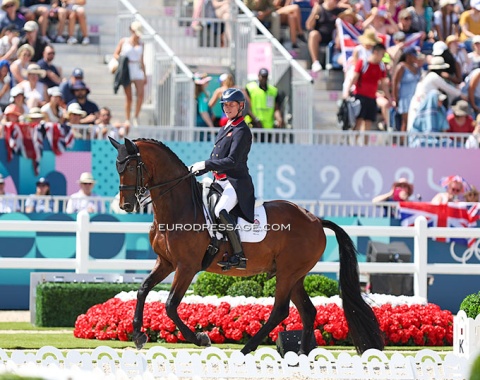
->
[35, 282, 170, 327]
[460, 291, 480, 319]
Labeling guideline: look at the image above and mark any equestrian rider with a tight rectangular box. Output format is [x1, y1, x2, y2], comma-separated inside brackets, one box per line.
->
[190, 88, 255, 270]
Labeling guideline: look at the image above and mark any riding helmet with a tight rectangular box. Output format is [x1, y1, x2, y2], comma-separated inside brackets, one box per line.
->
[220, 88, 245, 104]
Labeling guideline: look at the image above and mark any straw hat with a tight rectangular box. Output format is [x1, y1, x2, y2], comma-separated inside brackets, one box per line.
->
[22, 63, 46, 78]
[428, 56, 450, 70]
[67, 103, 87, 117]
[130, 21, 142, 37]
[445, 35, 459, 46]
[393, 178, 414, 197]
[452, 100, 470, 116]
[77, 172, 96, 184]
[338, 8, 359, 24]
[439, 0, 456, 7]
[27, 107, 44, 119]
[193, 72, 212, 85]
[1, 0, 18, 11]
[358, 29, 381, 46]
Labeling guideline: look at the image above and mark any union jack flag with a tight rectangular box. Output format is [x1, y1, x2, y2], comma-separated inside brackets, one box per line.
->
[397, 201, 480, 247]
[42, 122, 75, 155]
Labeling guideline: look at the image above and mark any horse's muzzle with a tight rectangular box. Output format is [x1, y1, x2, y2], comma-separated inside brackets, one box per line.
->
[121, 202, 135, 213]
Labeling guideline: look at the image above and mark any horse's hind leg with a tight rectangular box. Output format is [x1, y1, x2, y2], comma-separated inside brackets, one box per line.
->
[133, 259, 174, 349]
[291, 277, 317, 355]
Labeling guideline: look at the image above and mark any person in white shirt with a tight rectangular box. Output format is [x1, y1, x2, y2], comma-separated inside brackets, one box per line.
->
[65, 172, 100, 213]
[0, 174, 19, 213]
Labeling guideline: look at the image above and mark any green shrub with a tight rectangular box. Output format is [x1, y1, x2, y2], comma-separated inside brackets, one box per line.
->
[304, 275, 339, 297]
[193, 272, 237, 296]
[36, 282, 170, 327]
[460, 291, 480, 319]
[263, 277, 276, 297]
[226, 280, 262, 297]
[470, 353, 480, 380]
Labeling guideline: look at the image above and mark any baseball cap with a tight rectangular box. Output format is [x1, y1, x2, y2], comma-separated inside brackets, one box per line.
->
[47, 86, 62, 97]
[36, 177, 49, 186]
[432, 41, 448, 56]
[72, 68, 84, 78]
[23, 20, 39, 32]
[258, 68, 269, 77]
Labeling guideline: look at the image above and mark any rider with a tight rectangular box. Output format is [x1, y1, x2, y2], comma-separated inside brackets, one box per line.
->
[190, 88, 255, 270]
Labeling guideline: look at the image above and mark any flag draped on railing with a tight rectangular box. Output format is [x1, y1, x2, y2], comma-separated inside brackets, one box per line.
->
[3, 122, 75, 175]
[397, 201, 480, 247]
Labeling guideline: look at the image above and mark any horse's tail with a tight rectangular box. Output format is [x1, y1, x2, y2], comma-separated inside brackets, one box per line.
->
[321, 219, 385, 353]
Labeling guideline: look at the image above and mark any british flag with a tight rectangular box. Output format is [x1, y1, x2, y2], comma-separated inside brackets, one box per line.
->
[397, 201, 480, 247]
[42, 122, 75, 155]
[4, 122, 43, 175]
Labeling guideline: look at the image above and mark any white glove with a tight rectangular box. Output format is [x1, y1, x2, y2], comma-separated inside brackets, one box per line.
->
[190, 161, 206, 174]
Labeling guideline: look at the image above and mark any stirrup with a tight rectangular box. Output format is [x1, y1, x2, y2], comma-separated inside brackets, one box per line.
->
[217, 254, 247, 270]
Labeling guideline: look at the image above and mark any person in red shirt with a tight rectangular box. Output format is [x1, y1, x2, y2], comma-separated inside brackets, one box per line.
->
[447, 100, 474, 133]
[343, 43, 391, 143]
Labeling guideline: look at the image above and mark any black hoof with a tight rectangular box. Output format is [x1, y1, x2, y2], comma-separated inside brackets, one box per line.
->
[196, 332, 211, 347]
[133, 332, 149, 350]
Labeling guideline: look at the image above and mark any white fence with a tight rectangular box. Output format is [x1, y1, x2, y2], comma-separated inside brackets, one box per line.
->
[1, 211, 480, 300]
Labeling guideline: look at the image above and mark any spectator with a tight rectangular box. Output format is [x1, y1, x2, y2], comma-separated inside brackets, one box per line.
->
[245, 67, 283, 142]
[93, 106, 129, 140]
[391, 47, 422, 137]
[41, 86, 65, 122]
[447, 100, 474, 134]
[0, 173, 18, 212]
[47, 1, 67, 43]
[7, 85, 28, 115]
[459, 0, 480, 43]
[397, 9, 416, 34]
[465, 113, 480, 148]
[0, 59, 11, 111]
[64, 102, 86, 138]
[407, 56, 463, 131]
[386, 31, 407, 76]
[273, 0, 306, 49]
[406, 0, 434, 36]
[464, 185, 479, 202]
[342, 43, 391, 145]
[362, 6, 399, 36]
[1, 103, 22, 134]
[194, 72, 215, 139]
[112, 20, 146, 127]
[0, 0, 26, 34]
[372, 177, 414, 202]
[209, 72, 235, 126]
[25, 105, 44, 122]
[445, 35, 470, 79]
[58, 0, 90, 45]
[244, 0, 280, 42]
[9, 43, 33, 86]
[460, 67, 480, 116]
[306, 0, 345, 72]
[67, 80, 98, 124]
[65, 171, 100, 213]
[431, 175, 469, 204]
[59, 67, 83, 104]
[18, 20, 46, 62]
[467, 35, 480, 70]
[16, 62, 47, 108]
[0, 24, 20, 61]
[23, 0, 50, 42]
[433, 0, 458, 42]
[431, 40, 462, 85]
[25, 177, 53, 213]
[212, 0, 231, 46]
[37, 44, 62, 88]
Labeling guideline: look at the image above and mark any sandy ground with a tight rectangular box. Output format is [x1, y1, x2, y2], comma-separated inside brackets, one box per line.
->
[0, 311, 30, 323]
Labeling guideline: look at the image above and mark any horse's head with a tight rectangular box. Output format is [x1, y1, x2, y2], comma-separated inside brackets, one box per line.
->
[109, 137, 145, 213]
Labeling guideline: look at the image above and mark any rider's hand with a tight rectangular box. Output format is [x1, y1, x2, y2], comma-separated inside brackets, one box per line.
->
[189, 161, 206, 174]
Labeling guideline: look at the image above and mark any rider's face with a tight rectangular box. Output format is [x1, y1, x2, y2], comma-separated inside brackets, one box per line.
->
[223, 101, 241, 119]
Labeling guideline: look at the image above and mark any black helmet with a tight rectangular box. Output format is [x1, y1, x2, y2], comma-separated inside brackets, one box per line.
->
[220, 88, 245, 104]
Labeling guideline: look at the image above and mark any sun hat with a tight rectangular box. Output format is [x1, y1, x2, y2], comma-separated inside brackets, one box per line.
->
[27, 107, 43, 119]
[445, 35, 459, 45]
[70, 80, 90, 94]
[432, 41, 448, 56]
[130, 21, 143, 37]
[47, 86, 62, 97]
[440, 0, 456, 7]
[473, 35, 480, 44]
[4, 103, 22, 116]
[338, 8, 359, 24]
[36, 177, 49, 186]
[193, 72, 212, 85]
[452, 100, 470, 116]
[23, 20, 38, 33]
[358, 29, 382, 46]
[471, 0, 480, 10]
[22, 63, 46, 78]
[77, 172, 96, 184]
[393, 178, 414, 196]
[428, 56, 450, 70]
[1, 0, 18, 11]
[10, 85, 24, 97]
[67, 103, 87, 117]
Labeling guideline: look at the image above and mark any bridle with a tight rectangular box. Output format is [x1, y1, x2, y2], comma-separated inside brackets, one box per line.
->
[116, 150, 194, 209]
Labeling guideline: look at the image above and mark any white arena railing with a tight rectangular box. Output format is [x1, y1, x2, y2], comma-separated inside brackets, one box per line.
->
[1, 211, 480, 301]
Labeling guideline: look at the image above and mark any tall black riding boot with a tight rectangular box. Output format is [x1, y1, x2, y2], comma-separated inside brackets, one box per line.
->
[216, 209, 247, 270]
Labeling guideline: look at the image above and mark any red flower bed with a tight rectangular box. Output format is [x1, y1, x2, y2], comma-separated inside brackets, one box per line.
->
[73, 298, 453, 347]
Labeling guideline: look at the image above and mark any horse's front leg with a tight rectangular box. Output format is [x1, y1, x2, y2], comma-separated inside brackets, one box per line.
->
[133, 259, 174, 349]
[165, 267, 210, 347]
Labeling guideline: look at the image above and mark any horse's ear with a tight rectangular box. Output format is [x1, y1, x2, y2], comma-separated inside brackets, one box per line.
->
[124, 138, 137, 155]
[108, 136, 121, 151]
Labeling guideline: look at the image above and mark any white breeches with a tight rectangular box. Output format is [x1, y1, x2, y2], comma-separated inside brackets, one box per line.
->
[214, 179, 238, 218]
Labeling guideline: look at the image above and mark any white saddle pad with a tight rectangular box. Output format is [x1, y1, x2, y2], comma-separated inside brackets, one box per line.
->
[201, 177, 267, 243]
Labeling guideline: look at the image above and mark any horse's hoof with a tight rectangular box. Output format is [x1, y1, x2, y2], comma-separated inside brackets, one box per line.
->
[196, 332, 211, 347]
[133, 332, 149, 350]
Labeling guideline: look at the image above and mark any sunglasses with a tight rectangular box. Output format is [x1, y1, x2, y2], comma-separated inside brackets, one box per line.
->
[451, 187, 462, 193]
[4, 3, 15, 8]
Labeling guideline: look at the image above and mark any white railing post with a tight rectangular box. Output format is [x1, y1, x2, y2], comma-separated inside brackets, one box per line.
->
[76, 210, 90, 273]
[413, 216, 428, 299]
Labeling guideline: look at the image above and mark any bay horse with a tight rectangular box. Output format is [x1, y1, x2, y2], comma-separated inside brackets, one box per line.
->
[109, 137, 384, 355]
